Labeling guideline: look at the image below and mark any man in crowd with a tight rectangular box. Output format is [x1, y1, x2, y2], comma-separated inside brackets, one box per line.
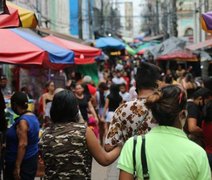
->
[104, 62, 161, 179]
[186, 87, 211, 146]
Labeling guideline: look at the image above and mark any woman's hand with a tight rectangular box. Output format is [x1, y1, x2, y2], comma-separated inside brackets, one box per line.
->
[13, 166, 21, 180]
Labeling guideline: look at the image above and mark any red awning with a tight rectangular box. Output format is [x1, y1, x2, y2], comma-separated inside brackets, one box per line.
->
[43, 36, 101, 64]
[0, 6, 20, 28]
[0, 29, 74, 70]
[157, 50, 197, 62]
[0, 2, 38, 28]
[186, 38, 212, 51]
[0, 29, 46, 65]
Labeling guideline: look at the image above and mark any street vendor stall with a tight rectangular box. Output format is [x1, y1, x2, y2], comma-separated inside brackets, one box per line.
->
[0, 28, 75, 116]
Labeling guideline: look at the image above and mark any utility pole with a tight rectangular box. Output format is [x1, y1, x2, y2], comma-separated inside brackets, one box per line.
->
[161, 1, 169, 39]
[156, 0, 159, 35]
[194, 2, 198, 43]
[170, 0, 178, 37]
[78, 0, 83, 39]
[36, 0, 42, 26]
[0, 0, 5, 14]
[101, 0, 104, 36]
[199, 0, 202, 42]
[204, 0, 209, 39]
[88, 0, 93, 39]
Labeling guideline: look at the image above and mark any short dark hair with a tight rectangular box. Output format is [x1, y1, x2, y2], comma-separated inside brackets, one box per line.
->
[145, 85, 187, 126]
[192, 88, 211, 100]
[136, 62, 160, 90]
[11, 92, 28, 109]
[50, 90, 79, 123]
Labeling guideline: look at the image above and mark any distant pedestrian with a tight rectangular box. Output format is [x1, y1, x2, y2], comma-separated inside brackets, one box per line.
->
[104, 62, 161, 180]
[103, 84, 122, 134]
[119, 83, 130, 102]
[105, 62, 161, 151]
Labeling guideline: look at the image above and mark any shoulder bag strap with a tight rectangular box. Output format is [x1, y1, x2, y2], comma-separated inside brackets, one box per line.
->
[133, 135, 137, 178]
[141, 136, 149, 180]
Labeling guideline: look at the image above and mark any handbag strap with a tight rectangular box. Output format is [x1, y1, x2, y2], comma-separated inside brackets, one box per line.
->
[141, 136, 149, 180]
[133, 135, 137, 178]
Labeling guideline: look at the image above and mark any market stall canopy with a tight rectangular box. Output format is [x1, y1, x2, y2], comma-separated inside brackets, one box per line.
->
[0, 28, 74, 70]
[201, 11, 212, 33]
[0, 1, 38, 28]
[43, 36, 101, 64]
[157, 50, 197, 62]
[186, 38, 212, 51]
[126, 45, 136, 56]
[95, 37, 125, 50]
[136, 41, 160, 55]
[144, 37, 186, 59]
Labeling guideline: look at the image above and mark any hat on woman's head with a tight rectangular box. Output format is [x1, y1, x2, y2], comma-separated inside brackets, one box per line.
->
[11, 92, 28, 108]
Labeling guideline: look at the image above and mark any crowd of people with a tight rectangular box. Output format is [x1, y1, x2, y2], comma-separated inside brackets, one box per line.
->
[0, 59, 211, 179]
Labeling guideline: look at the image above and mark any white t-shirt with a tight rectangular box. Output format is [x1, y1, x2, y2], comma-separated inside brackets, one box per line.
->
[119, 92, 130, 102]
[112, 77, 126, 85]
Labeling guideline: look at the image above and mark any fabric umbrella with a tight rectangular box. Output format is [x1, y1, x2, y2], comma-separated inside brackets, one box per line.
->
[143, 37, 186, 59]
[126, 45, 136, 56]
[136, 41, 160, 55]
[201, 11, 212, 33]
[43, 35, 101, 64]
[95, 37, 125, 50]
[157, 50, 197, 62]
[0, 28, 74, 70]
[0, 1, 38, 28]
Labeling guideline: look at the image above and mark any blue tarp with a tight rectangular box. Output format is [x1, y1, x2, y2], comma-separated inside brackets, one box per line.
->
[95, 37, 125, 50]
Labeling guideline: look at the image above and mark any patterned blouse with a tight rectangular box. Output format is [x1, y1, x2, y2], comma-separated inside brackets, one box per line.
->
[40, 122, 92, 180]
[105, 98, 158, 146]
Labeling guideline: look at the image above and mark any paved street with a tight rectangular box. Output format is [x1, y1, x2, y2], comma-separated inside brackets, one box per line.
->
[92, 159, 119, 180]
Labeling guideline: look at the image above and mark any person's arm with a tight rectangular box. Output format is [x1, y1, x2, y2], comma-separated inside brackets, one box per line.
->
[102, 98, 109, 120]
[118, 137, 135, 180]
[14, 120, 29, 180]
[88, 100, 98, 122]
[86, 127, 121, 166]
[188, 118, 203, 136]
[42, 94, 46, 114]
[119, 170, 134, 180]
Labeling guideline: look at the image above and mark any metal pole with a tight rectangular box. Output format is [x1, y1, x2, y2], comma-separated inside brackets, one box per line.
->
[194, 2, 198, 43]
[101, 0, 104, 35]
[78, 0, 83, 39]
[156, 0, 159, 35]
[199, 0, 202, 42]
[88, 0, 93, 39]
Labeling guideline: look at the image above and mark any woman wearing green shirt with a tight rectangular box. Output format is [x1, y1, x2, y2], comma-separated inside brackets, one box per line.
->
[118, 85, 211, 180]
